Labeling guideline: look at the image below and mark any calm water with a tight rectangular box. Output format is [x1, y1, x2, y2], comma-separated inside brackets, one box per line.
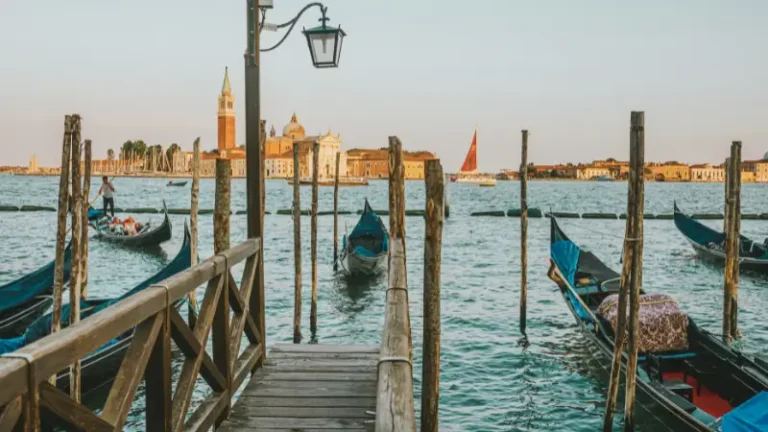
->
[1, 175, 768, 431]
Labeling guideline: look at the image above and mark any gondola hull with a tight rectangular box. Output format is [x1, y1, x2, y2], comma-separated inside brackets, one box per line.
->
[674, 202, 768, 274]
[92, 212, 172, 248]
[340, 200, 389, 276]
[0, 296, 53, 339]
[167, 181, 188, 187]
[549, 216, 768, 431]
[342, 248, 386, 276]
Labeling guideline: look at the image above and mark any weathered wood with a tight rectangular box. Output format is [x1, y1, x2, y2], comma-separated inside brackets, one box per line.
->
[421, 160, 443, 432]
[232, 343, 263, 391]
[250, 371, 377, 383]
[252, 119, 267, 369]
[272, 344, 379, 354]
[387, 137, 405, 239]
[168, 308, 227, 392]
[215, 158, 232, 254]
[81, 139, 91, 297]
[190, 138, 201, 321]
[268, 352, 379, 361]
[519, 130, 528, 334]
[602, 118, 638, 432]
[236, 396, 376, 408]
[624, 111, 645, 432]
[724, 141, 742, 342]
[293, 144, 302, 343]
[52, 115, 72, 336]
[0, 396, 21, 432]
[311, 141, 319, 335]
[68, 114, 83, 402]
[230, 256, 259, 359]
[184, 391, 227, 432]
[723, 157, 731, 234]
[213, 271, 232, 427]
[38, 382, 112, 432]
[334, 151, 341, 271]
[102, 312, 165, 429]
[146, 312, 172, 432]
[221, 416, 373, 430]
[377, 238, 416, 432]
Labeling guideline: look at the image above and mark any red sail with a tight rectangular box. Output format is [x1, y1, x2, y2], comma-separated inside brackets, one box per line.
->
[460, 130, 478, 173]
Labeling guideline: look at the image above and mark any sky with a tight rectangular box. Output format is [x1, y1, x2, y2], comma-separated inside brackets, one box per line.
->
[1, 0, 767, 170]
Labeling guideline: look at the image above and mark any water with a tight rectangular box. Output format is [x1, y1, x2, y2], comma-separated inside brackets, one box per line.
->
[1, 175, 768, 431]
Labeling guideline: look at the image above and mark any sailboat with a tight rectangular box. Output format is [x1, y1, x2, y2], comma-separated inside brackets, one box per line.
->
[451, 128, 496, 186]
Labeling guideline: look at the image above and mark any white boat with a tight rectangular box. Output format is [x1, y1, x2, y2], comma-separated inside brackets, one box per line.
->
[451, 128, 496, 186]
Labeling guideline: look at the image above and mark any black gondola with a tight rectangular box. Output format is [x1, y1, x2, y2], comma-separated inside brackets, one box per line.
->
[674, 202, 768, 274]
[548, 216, 768, 431]
[0, 223, 191, 402]
[167, 180, 188, 187]
[91, 203, 172, 248]
[0, 244, 71, 338]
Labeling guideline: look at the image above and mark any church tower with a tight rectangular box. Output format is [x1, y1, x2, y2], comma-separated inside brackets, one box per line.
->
[218, 67, 235, 153]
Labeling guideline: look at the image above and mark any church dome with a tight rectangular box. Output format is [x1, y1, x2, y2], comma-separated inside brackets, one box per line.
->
[764, 151, 768, 160]
[283, 113, 306, 139]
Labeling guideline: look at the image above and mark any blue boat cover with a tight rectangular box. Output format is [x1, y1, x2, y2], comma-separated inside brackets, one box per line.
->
[88, 206, 104, 221]
[722, 391, 768, 432]
[348, 199, 389, 255]
[0, 227, 192, 355]
[0, 243, 72, 313]
[551, 239, 592, 322]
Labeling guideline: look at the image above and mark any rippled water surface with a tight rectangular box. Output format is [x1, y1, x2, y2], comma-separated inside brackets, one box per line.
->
[1, 175, 768, 431]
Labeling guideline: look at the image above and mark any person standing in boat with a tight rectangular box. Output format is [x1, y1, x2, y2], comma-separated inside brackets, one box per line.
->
[98, 176, 115, 217]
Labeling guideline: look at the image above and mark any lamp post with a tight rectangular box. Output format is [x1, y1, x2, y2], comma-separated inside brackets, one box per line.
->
[244, 0, 345, 353]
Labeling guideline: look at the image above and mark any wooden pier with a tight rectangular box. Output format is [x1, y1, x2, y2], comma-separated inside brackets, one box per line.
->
[219, 344, 378, 431]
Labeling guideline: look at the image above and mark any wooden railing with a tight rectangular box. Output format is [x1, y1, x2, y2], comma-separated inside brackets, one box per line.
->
[375, 237, 416, 432]
[0, 238, 263, 432]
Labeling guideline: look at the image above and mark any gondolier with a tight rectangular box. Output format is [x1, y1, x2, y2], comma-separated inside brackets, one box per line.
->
[98, 176, 115, 217]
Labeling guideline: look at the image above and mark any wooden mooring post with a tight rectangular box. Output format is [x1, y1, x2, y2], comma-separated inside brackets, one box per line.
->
[723, 141, 741, 342]
[519, 130, 529, 334]
[213, 156, 232, 425]
[69, 114, 83, 401]
[623, 111, 645, 431]
[333, 151, 340, 271]
[444, 173, 451, 219]
[292, 144, 302, 343]
[387, 136, 411, 362]
[189, 137, 200, 323]
[52, 115, 72, 337]
[81, 139, 92, 297]
[422, 159, 444, 432]
[214, 158, 231, 253]
[602, 115, 640, 432]
[310, 141, 319, 335]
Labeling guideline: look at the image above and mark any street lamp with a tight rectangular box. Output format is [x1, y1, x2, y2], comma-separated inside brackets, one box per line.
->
[244, 0, 345, 347]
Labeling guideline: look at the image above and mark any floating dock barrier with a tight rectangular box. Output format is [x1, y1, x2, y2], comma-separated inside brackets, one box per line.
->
[507, 208, 543, 218]
[545, 211, 580, 219]
[741, 214, 760, 220]
[125, 208, 158, 214]
[655, 214, 674, 220]
[0, 205, 19, 212]
[20, 205, 55, 212]
[470, 210, 506, 217]
[692, 213, 724, 220]
[582, 213, 618, 220]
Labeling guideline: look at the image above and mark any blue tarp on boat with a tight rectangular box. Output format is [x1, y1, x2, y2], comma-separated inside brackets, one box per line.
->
[346, 199, 389, 255]
[0, 243, 72, 312]
[88, 206, 104, 221]
[550, 239, 592, 322]
[722, 391, 768, 432]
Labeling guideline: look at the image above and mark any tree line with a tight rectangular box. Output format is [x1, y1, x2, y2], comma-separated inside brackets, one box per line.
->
[105, 140, 182, 171]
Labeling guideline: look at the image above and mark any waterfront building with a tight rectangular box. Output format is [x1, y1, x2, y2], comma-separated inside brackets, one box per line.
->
[743, 158, 768, 182]
[690, 164, 724, 182]
[576, 166, 611, 180]
[346, 148, 436, 179]
[647, 163, 690, 181]
[741, 170, 756, 183]
[265, 153, 293, 178]
[27, 155, 39, 173]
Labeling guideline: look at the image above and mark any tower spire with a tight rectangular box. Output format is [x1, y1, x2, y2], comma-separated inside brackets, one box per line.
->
[222, 66, 232, 93]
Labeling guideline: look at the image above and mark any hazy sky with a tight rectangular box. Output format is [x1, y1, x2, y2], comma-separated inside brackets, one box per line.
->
[2, 0, 767, 170]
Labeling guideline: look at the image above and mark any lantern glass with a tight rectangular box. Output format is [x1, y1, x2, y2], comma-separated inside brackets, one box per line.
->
[303, 25, 346, 68]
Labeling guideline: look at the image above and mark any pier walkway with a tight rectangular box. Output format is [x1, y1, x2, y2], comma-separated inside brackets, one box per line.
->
[220, 344, 379, 431]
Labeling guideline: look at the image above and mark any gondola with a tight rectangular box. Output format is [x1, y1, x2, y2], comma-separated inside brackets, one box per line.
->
[87, 206, 104, 221]
[167, 180, 188, 187]
[0, 223, 191, 401]
[339, 199, 389, 275]
[0, 243, 72, 338]
[674, 202, 768, 274]
[91, 203, 172, 248]
[547, 216, 768, 431]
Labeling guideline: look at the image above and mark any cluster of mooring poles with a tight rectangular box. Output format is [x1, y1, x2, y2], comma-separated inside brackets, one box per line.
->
[53, 114, 91, 401]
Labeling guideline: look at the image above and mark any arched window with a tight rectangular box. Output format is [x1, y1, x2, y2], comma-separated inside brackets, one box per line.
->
[220, 101, 225, 109]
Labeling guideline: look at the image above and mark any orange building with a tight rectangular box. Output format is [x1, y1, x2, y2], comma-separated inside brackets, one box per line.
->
[346, 148, 436, 179]
[218, 67, 236, 155]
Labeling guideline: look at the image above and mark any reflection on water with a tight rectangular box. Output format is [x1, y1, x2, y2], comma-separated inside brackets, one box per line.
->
[3, 177, 768, 431]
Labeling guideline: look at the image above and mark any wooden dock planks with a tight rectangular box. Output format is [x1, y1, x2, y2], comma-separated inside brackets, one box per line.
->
[219, 344, 378, 432]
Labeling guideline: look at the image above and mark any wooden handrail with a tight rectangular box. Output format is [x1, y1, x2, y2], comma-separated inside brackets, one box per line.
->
[376, 237, 416, 432]
[0, 238, 262, 431]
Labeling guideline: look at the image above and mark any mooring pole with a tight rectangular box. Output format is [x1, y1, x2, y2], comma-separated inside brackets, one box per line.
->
[212, 156, 232, 425]
[623, 111, 645, 432]
[421, 159, 444, 432]
[731, 143, 741, 341]
[310, 141, 319, 335]
[293, 144, 302, 343]
[520, 130, 529, 334]
[52, 115, 72, 337]
[333, 151, 340, 271]
[189, 138, 200, 325]
[214, 158, 232, 253]
[81, 139, 92, 297]
[723, 141, 742, 342]
[68, 114, 83, 402]
[602, 119, 639, 432]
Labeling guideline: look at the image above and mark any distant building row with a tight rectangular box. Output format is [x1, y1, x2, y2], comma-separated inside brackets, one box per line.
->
[507, 158, 768, 182]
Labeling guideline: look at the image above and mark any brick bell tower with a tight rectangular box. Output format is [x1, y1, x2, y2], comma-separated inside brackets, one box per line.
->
[218, 67, 235, 154]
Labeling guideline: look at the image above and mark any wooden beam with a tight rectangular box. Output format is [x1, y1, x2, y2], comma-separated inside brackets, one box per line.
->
[311, 141, 319, 336]
[68, 114, 83, 402]
[292, 144, 302, 343]
[145, 312, 172, 432]
[38, 383, 112, 432]
[168, 309, 227, 392]
[212, 271, 232, 427]
[52, 115, 73, 335]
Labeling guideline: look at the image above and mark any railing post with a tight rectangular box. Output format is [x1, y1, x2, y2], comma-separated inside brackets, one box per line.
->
[52, 115, 72, 337]
[69, 114, 83, 402]
[190, 137, 201, 324]
[81, 139, 91, 297]
[421, 159, 443, 432]
[146, 309, 172, 432]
